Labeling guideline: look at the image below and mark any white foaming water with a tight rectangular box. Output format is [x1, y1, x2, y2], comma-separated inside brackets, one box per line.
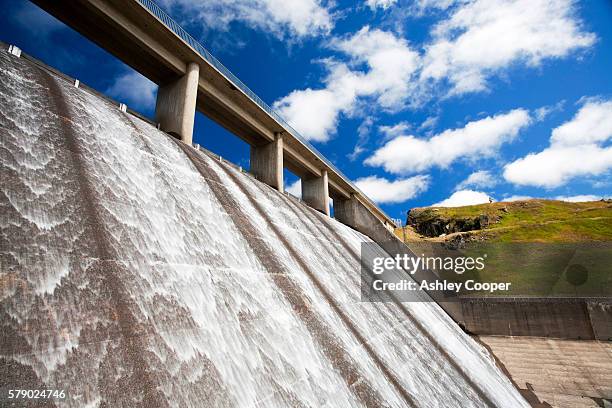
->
[0, 51, 528, 407]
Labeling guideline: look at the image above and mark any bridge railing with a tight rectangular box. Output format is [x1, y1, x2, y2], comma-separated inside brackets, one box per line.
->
[137, 0, 387, 219]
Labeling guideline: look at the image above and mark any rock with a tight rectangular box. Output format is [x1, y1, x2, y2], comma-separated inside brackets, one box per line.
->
[444, 233, 468, 249]
[407, 208, 498, 238]
[478, 214, 489, 228]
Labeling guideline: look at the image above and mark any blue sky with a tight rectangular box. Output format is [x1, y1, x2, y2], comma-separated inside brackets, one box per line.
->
[1, 0, 611, 222]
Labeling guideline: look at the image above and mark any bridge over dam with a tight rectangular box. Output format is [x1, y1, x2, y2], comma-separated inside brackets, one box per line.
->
[31, 0, 395, 232]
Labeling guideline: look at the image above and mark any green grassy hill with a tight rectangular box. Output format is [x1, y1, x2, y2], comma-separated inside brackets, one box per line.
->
[396, 199, 612, 243]
[394, 199, 612, 297]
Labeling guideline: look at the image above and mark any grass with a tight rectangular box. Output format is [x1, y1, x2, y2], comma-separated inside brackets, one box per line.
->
[394, 199, 612, 296]
[395, 199, 612, 243]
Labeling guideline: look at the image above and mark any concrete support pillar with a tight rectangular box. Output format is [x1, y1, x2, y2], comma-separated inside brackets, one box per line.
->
[334, 194, 359, 229]
[335, 194, 398, 244]
[155, 62, 199, 145]
[250, 132, 284, 192]
[302, 170, 330, 216]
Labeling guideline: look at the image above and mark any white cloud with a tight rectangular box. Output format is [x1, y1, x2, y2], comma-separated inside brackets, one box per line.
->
[160, 0, 333, 38]
[334, 27, 420, 109]
[504, 145, 612, 187]
[365, 108, 531, 174]
[273, 87, 347, 142]
[106, 72, 158, 110]
[421, 0, 596, 96]
[355, 175, 429, 203]
[418, 116, 438, 131]
[502, 195, 534, 202]
[501, 194, 605, 202]
[274, 27, 419, 141]
[456, 170, 497, 190]
[415, 0, 462, 12]
[366, 0, 398, 10]
[550, 100, 612, 146]
[286, 179, 302, 197]
[348, 117, 373, 161]
[554, 194, 602, 202]
[348, 145, 366, 162]
[379, 122, 412, 141]
[272, 0, 594, 143]
[534, 100, 566, 121]
[433, 190, 492, 207]
[504, 99, 612, 187]
[398, 0, 466, 18]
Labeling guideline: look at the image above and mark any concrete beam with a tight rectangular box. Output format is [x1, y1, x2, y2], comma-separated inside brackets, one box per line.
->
[335, 195, 397, 234]
[283, 144, 322, 178]
[197, 79, 275, 143]
[302, 170, 330, 216]
[333, 194, 358, 230]
[250, 132, 284, 192]
[155, 62, 199, 144]
[328, 178, 351, 201]
[32, 0, 186, 82]
[335, 194, 395, 241]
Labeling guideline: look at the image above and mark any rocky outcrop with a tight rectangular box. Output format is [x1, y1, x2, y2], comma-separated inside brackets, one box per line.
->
[407, 209, 495, 238]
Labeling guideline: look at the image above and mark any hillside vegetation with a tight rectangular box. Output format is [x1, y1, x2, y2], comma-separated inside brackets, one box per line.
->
[394, 199, 612, 296]
[396, 199, 612, 243]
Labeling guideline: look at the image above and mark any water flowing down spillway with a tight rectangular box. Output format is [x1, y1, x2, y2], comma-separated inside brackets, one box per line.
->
[0, 50, 528, 407]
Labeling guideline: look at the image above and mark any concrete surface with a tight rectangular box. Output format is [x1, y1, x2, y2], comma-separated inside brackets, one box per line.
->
[335, 195, 400, 243]
[477, 335, 612, 407]
[302, 170, 330, 216]
[588, 302, 612, 341]
[458, 298, 612, 341]
[250, 132, 283, 192]
[155, 61, 199, 144]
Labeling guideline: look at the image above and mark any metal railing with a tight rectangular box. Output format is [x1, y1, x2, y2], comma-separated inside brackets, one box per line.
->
[137, 0, 390, 221]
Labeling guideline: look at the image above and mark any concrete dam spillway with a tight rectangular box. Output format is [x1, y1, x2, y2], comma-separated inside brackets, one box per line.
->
[0, 51, 528, 407]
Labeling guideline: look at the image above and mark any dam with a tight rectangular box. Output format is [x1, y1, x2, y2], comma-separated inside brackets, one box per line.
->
[0, 45, 529, 406]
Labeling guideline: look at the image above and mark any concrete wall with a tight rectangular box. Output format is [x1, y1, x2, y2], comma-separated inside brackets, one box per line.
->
[586, 301, 612, 341]
[250, 133, 283, 192]
[335, 196, 423, 262]
[302, 170, 330, 216]
[155, 62, 199, 144]
[477, 336, 612, 407]
[335, 196, 394, 244]
[457, 298, 605, 340]
[444, 297, 612, 341]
